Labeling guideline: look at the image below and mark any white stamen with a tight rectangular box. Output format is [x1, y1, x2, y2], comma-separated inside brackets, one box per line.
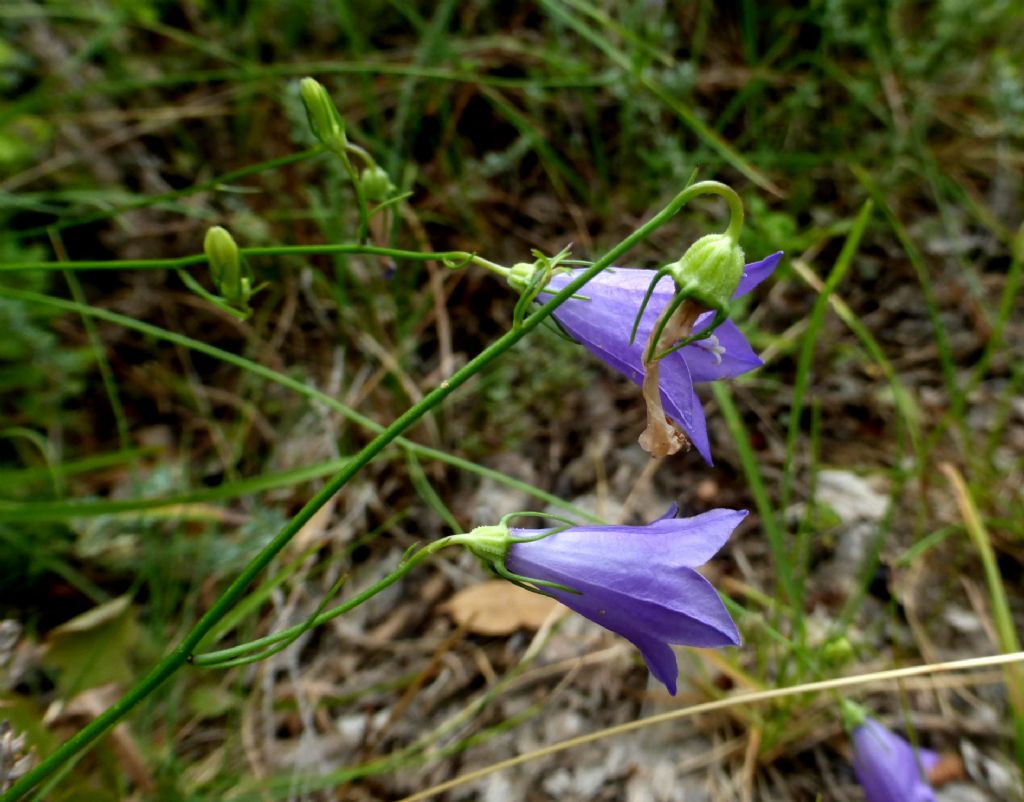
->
[697, 334, 726, 365]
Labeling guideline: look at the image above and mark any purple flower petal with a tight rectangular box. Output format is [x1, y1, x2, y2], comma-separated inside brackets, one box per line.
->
[505, 508, 745, 694]
[733, 251, 783, 298]
[656, 351, 710, 462]
[625, 631, 680, 694]
[852, 718, 938, 802]
[686, 318, 763, 383]
[545, 254, 779, 463]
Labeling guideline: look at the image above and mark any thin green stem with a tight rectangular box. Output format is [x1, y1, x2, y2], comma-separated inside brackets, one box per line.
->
[61, 270, 132, 453]
[681, 180, 744, 241]
[781, 200, 873, 515]
[192, 537, 456, 666]
[0, 182, 698, 802]
[336, 150, 372, 243]
[0, 245, 504, 273]
[711, 383, 796, 612]
[7, 148, 324, 243]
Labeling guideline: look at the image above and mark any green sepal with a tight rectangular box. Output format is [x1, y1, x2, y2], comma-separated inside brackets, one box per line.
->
[840, 699, 869, 732]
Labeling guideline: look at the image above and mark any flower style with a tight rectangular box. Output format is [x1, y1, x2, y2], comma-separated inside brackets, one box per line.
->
[851, 717, 939, 802]
[544, 252, 782, 464]
[464, 506, 744, 695]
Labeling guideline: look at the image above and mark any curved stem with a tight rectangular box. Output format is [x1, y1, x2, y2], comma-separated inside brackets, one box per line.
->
[468, 254, 512, 278]
[681, 180, 744, 242]
[192, 538, 455, 666]
[0, 181, 704, 802]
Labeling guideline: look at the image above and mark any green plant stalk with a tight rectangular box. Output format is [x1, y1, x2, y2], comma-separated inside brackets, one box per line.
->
[8, 148, 324, 243]
[941, 462, 1024, 771]
[335, 148, 372, 243]
[927, 222, 1024, 469]
[852, 166, 961, 428]
[710, 383, 796, 613]
[193, 537, 455, 668]
[781, 200, 873, 515]
[788, 258, 922, 456]
[0, 287, 599, 525]
[0, 446, 155, 486]
[0, 427, 62, 495]
[61, 270, 132, 453]
[0, 244, 506, 273]
[2, 61, 611, 137]
[538, 0, 781, 196]
[0, 181, 710, 801]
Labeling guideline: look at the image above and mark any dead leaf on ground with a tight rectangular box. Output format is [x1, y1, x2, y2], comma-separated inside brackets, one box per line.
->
[441, 580, 560, 636]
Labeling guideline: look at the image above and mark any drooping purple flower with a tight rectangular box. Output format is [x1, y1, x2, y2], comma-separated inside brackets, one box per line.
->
[546, 252, 782, 463]
[504, 507, 745, 695]
[852, 717, 940, 802]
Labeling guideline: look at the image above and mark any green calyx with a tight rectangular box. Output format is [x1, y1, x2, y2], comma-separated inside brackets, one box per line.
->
[664, 233, 745, 313]
[840, 699, 869, 732]
[451, 520, 581, 596]
[456, 523, 512, 565]
[507, 261, 539, 293]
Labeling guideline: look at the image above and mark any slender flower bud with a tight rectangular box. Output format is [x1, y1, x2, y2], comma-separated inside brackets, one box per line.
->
[204, 226, 240, 295]
[359, 165, 394, 202]
[665, 233, 746, 313]
[299, 77, 347, 154]
[820, 635, 855, 668]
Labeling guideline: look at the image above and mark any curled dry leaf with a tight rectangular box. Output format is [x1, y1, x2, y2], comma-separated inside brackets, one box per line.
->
[638, 300, 703, 458]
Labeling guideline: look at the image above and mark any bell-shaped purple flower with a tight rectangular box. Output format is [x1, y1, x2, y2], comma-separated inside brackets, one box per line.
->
[545, 252, 782, 464]
[504, 507, 744, 695]
[852, 717, 940, 802]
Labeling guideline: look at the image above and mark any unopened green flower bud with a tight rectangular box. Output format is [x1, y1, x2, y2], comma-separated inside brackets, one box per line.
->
[359, 165, 393, 202]
[665, 233, 745, 312]
[299, 77, 346, 153]
[204, 226, 239, 291]
[821, 635, 855, 668]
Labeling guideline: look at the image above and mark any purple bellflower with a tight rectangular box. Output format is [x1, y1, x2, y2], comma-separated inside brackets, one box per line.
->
[849, 713, 939, 802]
[458, 506, 744, 695]
[542, 252, 781, 464]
